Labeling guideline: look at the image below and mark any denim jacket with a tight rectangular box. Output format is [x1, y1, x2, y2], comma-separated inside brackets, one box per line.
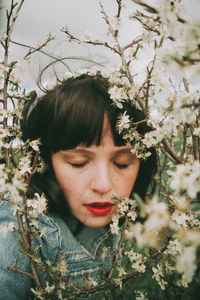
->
[0, 200, 120, 300]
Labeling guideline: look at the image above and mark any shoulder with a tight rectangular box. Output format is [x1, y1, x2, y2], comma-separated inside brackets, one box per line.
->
[0, 201, 33, 299]
[0, 200, 66, 298]
[0, 200, 63, 263]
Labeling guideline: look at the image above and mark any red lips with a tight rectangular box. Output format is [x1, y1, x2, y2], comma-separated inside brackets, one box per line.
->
[85, 202, 113, 216]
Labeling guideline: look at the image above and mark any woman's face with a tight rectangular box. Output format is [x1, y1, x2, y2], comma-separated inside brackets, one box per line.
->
[51, 118, 140, 228]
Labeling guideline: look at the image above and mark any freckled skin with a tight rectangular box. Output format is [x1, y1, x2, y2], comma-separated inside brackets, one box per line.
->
[51, 120, 140, 228]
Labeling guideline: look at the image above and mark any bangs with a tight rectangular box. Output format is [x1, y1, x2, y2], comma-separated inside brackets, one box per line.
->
[46, 76, 125, 152]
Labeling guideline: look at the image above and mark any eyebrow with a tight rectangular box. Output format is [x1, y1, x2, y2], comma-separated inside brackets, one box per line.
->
[60, 147, 133, 156]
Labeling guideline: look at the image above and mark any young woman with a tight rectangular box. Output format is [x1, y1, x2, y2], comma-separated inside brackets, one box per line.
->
[0, 73, 157, 299]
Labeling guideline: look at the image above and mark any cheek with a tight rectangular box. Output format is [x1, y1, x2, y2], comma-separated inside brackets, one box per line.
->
[55, 170, 89, 202]
[117, 164, 139, 196]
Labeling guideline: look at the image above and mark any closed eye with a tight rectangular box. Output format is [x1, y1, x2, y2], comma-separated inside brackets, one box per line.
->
[70, 162, 88, 168]
[113, 162, 129, 169]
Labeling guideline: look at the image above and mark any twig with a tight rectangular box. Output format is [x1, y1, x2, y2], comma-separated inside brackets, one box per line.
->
[16, 212, 44, 292]
[132, 0, 158, 14]
[162, 139, 182, 164]
[178, 125, 188, 161]
[120, 272, 138, 298]
[62, 28, 121, 55]
[190, 124, 199, 161]
[23, 34, 54, 59]
[7, 266, 34, 278]
[122, 37, 143, 51]
[114, 0, 122, 38]
[100, 1, 145, 111]
[107, 216, 129, 280]
[9, 139, 30, 160]
[3, 0, 25, 166]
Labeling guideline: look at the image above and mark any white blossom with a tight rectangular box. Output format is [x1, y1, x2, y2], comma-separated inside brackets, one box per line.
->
[117, 266, 127, 277]
[176, 246, 197, 283]
[30, 288, 44, 300]
[88, 277, 98, 287]
[168, 161, 200, 198]
[27, 193, 47, 217]
[81, 30, 100, 43]
[108, 86, 128, 108]
[164, 239, 183, 256]
[117, 111, 130, 134]
[29, 139, 40, 152]
[135, 290, 149, 300]
[18, 155, 32, 175]
[113, 277, 123, 289]
[0, 30, 7, 42]
[110, 222, 120, 235]
[0, 222, 15, 237]
[152, 264, 167, 290]
[171, 210, 189, 229]
[132, 257, 146, 273]
[144, 196, 170, 231]
[45, 282, 55, 293]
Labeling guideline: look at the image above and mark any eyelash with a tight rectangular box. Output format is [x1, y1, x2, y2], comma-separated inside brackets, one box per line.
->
[70, 162, 129, 169]
[70, 162, 88, 168]
[114, 162, 129, 169]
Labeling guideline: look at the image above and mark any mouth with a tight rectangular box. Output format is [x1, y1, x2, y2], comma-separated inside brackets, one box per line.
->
[84, 202, 114, 216]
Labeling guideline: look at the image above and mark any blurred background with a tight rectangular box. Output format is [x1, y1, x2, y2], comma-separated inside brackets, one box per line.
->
[0, 0, 199, 91]
[0, 0, 140, 91]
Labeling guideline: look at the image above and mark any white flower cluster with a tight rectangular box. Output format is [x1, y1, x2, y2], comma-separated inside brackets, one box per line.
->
[168, 161, 200, 198]
[81, 30, 100, 43]
[110, 197, 137, 235]
[144, 196, 170, 232]
[164, 239, 182, 256]
[176, 246, 197, 286]
[18, 155, 32, 175]
[0, 30, 7, 42]
[0, 165, 27, 207]
[135, 290, 149, 300]
[125, 250, 146, 273]
[152, 264, 167, 290]
[142, 129, 163, 148]
[27, 193, 48, 218]
[0, 222, 15, 237]
[117, 111, 131, 134]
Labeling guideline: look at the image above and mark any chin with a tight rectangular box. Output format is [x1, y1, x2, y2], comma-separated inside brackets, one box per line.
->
[82, 217, 112, 228]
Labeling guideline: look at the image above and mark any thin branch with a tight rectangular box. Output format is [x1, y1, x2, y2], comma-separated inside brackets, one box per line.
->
[16, 212, 44, 292]
[132, 0, 158, 14]
[62, 28, 120, 54]
[10, 39, 70, 68]
[133, 119, 147, 126]
[7, 266, 34, 278]
[3, 1, 25, 166]
[162, 139, 183, 164]
[100, 1, 145, 111]
[9, 139, 30, 160]
[114, 0, 122, 37]
[107, 216, 129, 280]
[178, 125, 188, 161]
[23, 34, 54, 59]
[190, 124, 199, 161]
[120, 273, 138, 298]
[122, 37, 143, 51]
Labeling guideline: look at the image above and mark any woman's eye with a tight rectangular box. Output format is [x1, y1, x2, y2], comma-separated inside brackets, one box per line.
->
[70, 162, 88, 168]
[114, 162, 129, 169]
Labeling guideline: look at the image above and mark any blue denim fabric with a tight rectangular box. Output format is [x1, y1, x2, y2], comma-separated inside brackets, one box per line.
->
[0, 200, 120, 299]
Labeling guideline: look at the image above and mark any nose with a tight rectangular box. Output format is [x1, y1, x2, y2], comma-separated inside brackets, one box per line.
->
[90, 163, 112, 195]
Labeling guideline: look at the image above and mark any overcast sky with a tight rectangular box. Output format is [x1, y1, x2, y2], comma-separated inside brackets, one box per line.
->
[1, 0, 142, 90]
[1, 0, 199, 91]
